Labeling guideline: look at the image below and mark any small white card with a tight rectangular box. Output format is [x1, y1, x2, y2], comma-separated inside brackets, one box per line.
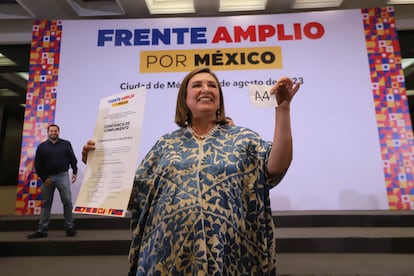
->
[248, 84, 278, 108]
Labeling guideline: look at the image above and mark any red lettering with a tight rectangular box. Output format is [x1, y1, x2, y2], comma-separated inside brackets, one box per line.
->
[304, 22, 325, 39]
[293, 23, 302, 40]
[211, 22, 325, 43]
[277, 24, 294, 40]
[212, 26, 233, 43]
[258, 25, 276, 41]
[234, 26, 256, 42]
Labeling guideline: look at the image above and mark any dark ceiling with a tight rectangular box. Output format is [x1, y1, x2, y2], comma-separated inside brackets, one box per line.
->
[400, 31, 414, 90]
[0, 44, 30, 105]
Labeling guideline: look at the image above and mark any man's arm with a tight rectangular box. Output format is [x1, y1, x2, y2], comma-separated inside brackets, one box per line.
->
[67, 141, 78, 183]
[34, 143, 47, 181]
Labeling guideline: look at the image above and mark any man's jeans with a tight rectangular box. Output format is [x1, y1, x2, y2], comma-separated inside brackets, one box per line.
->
[38, 171, 74, 233]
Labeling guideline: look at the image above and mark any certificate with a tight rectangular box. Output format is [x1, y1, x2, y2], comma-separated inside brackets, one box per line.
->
[73, 88, 146, 217]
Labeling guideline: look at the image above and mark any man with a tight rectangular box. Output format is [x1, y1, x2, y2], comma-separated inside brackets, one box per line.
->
[27, 124, 78, 239]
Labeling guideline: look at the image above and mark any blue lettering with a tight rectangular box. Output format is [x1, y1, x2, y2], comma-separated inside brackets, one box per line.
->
[172, 28, 189, 44]
[134, 29, 150, 45]
[191, 27, 207, 44]
[152, 29, 170, 45]
[115, 29, 133, 46]
[97, 27, 208, 47]
[97, 29, 114, 46]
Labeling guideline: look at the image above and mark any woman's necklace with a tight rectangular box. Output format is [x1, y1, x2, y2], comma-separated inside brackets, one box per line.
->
[187, 124, 219, 140]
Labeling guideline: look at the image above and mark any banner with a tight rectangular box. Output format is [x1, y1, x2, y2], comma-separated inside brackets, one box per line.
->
[16, 7, 414, 214]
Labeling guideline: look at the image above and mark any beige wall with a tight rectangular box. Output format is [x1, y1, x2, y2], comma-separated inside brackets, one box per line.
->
[0, 186, 17, 215]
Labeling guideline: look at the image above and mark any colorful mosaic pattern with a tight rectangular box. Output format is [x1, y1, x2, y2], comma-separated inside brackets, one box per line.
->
[363, 6, 414, 210]
[15, 20, 62, 215]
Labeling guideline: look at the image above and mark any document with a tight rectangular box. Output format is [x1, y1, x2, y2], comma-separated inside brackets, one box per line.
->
[73, 88, 146, 217]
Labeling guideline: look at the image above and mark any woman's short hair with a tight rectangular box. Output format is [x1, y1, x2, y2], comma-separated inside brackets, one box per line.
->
[175, 67, 227, 127]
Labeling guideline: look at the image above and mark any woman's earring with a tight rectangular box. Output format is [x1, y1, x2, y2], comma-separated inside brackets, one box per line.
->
[185, 113, 191, 125]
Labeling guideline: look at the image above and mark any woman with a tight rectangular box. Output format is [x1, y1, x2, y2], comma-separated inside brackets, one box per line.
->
[83, 67, 299, 275]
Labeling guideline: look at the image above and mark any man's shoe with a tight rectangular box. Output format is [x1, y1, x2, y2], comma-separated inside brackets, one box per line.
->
[27, 231, 47, 239]
[66, 228, 77, 237]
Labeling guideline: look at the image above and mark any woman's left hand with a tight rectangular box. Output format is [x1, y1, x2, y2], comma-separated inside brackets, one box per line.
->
[271, 77, 300, 108]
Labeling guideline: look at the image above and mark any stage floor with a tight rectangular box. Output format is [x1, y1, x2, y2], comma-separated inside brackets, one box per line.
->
[1, 254, 414, 276]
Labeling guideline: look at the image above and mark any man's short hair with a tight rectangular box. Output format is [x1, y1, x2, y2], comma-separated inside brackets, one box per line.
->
[47, 124, 60, 131]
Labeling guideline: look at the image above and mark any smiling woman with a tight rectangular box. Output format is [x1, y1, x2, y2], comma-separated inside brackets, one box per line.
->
[120, 66, 300, 275]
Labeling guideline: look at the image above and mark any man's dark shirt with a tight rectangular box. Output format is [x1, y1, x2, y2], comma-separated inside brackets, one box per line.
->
[35, 138, 78, 180]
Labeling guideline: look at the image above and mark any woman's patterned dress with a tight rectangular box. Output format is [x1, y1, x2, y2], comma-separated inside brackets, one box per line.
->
[128, 125, 284, 275]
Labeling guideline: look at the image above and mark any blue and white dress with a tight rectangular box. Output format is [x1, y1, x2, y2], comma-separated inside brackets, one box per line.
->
[129, 125, 284, 275]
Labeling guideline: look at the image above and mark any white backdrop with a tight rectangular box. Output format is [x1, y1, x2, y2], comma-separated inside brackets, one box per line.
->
[52, 9, 389, 212]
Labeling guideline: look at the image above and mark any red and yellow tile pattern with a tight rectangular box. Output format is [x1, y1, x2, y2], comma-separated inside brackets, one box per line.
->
[363, 6, 414, 210]
[15, 20, 62, 214]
